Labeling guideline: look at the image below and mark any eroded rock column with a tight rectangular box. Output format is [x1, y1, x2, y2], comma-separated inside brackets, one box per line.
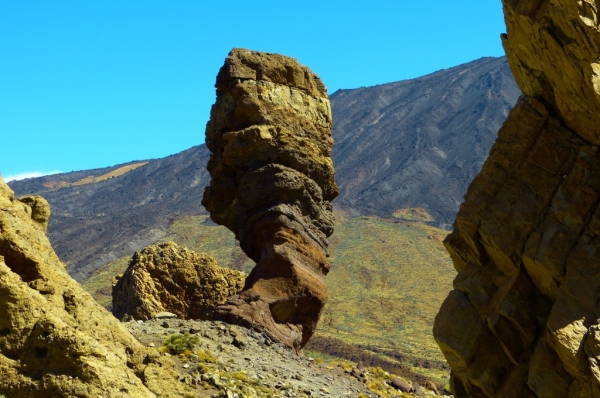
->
[434, 1, 600, 397]
[202, 48, 337, 350]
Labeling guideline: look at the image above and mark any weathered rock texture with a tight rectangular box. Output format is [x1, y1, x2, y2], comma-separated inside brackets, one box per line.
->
[434, 1, 600, 397]
[0, 178, 187, 397]
[112, 241, 245, 321]
[202, 48, 337, 350]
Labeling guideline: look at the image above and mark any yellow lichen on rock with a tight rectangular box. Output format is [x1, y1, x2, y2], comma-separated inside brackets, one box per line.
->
[433, 1, 600, 397]
[502, 0, 600, 145]
[0, 178, 187, 397]
[112, 241, 245, 321]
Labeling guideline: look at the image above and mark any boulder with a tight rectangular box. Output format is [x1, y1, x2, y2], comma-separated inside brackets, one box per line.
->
[424, 380, 439, 396]
[412, 382, 423, 396]
[0, 177, 188, 397]
[434, 1, 600, 396]
[351, 367, 366, 379]
[202, 48, 338, 350]
[391, 377, 411, 393]
[112, 241, 245, 321]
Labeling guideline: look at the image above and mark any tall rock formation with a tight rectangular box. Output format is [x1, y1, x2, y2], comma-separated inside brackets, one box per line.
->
[0, 178, 187, 397]
[112, 241, 245, 321]
[202, 49, 337, 350]
[434, 1, 600, 397]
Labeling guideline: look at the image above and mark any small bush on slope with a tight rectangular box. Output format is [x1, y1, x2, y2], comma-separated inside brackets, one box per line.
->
[161, 333, 200, 356]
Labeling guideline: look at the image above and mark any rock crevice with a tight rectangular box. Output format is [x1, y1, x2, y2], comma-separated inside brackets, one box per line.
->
[434, 1, 600, 396]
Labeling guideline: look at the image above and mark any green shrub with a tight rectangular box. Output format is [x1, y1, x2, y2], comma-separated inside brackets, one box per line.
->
[196, 348, 216, 363]
[161, 333, 200, 355]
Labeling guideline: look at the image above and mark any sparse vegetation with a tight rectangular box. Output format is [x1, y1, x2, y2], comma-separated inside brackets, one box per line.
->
[317, 214, 454, 384]
[161, 333, 200, 356]
[83, 256, 130, 308]
[306, 336, 440, 385]
[163, 215, 254, 274]
[392, 207, 434, 222]
[196, 348, 216, 363]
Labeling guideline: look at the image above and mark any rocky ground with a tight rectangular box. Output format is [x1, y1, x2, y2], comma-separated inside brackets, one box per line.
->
[125, 317, 451, 398]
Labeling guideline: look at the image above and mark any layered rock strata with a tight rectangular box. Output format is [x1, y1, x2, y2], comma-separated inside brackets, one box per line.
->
[0, 178, 187, 397]
[434, 1, 600, 397]
[202, 48, 338, 350]
[112, 241, 245, 321]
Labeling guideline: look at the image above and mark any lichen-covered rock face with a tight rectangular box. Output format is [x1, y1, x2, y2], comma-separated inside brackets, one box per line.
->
[502, 0, 600, 146]
[0, 177, 188, 398]
[202, 48, 338, 350]
[433, 1, 600, 397]
[112, 241, 245, 321]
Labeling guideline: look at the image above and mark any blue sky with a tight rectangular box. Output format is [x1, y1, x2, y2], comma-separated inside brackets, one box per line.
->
[1, 1, 507, 181]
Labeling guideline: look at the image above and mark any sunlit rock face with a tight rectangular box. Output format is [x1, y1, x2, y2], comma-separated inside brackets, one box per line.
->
[0, 178, 187, 398]
[112, 241, 245, 321]
[434, 1, 600, 397]
[202, 48, 338, 350]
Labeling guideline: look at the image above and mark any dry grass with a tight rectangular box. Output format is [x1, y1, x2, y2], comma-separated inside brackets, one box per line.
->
[42, 181, 71, 189]
[73, 162, 148, 185]
[391, 207, 434, 222]
[43, 162, 148, 189]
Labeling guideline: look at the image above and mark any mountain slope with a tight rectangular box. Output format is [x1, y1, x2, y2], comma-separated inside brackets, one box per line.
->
[331, 56, 520, 228]
[9, 146, 211, 281]
[8, 56, 519, 279]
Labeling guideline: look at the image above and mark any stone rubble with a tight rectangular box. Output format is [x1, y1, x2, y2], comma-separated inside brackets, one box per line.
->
[125, 317, 448, 398]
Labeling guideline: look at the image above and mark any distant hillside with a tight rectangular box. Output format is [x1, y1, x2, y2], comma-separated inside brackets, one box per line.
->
[9, 56, 519, 280]
[331, 56, 520, 228]
[9, 146, 211, 281]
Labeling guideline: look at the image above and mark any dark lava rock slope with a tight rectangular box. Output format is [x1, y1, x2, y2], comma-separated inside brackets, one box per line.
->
[331, 56, 520, 228]
[9, 145, 211, 282]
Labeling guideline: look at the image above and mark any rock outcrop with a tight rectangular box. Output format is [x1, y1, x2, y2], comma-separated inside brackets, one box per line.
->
[0, 178, 188, 397]
[202, 48, 337, 350]
[434, 1, 600, 397]
[112, 241, 245, 321]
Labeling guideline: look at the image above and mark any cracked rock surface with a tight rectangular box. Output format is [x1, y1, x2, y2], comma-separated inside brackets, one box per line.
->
[434, 1, 600, 397]
[202, 48, 338, 350]
[0, 178, 188, 397]
[112, 242, 245, 321]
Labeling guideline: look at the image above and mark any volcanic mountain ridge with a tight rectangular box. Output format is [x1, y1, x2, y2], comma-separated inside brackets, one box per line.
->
[8, 56, 519, 282]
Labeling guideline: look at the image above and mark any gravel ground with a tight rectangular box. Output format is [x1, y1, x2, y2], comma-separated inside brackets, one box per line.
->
[125, 317, 449, 398]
